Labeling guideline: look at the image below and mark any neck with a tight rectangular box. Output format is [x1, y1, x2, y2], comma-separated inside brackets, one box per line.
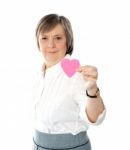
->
[45, 61, 58, 69]
[45, 58, 64, 69]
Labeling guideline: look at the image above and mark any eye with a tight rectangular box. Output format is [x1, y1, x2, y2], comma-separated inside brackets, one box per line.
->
[55, 36, 62, 40]
[41, 37, 47, 40]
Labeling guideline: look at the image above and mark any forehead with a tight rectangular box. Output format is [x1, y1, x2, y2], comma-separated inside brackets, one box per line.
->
[41, 24, 65, 35]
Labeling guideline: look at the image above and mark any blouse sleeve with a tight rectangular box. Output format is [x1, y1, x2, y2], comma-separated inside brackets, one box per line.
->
[72, 72, 106, 125]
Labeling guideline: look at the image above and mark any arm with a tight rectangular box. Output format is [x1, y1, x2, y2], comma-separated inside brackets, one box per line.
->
[77, 66, 105, 123]
[86, 85, 105, 123]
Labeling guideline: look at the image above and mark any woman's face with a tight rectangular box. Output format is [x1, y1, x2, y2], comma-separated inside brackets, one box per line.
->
[38, 24, 67, 68]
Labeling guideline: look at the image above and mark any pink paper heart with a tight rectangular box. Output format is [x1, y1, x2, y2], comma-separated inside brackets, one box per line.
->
[61, 58, 80, 77]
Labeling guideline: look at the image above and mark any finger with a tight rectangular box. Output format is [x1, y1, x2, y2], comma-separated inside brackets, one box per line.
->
[83, 71, 98, 78]
[84, 75, 97, 82]
[84, 67, 97, 73]
[77, 65, 97, 72]
[76, 65, 92, 72]
[85, 65, 97, 71]
[84, 74, 98, 79]
[76, 66, 85, 72]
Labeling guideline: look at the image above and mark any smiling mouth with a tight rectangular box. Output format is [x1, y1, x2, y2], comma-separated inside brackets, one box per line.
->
[48, 51, 57, 53]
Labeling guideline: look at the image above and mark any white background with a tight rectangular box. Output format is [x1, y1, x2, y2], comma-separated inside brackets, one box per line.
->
[0, 0, 130, 149]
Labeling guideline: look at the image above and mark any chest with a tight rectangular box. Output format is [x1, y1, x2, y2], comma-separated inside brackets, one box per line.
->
[38, 74, 75, 109]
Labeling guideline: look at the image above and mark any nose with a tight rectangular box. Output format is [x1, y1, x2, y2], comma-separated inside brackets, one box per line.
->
[48, 38, 54, 48]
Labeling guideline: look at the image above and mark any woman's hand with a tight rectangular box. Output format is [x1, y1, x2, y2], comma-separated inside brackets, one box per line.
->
[77, 65, 105, 123]
[77, 65, 98, 95]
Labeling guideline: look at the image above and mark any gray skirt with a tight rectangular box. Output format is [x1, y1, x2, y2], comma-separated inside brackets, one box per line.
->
[33, 130, 91, 150]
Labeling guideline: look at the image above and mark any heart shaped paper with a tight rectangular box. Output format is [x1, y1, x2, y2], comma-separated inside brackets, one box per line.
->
[61, 58, 80, 77]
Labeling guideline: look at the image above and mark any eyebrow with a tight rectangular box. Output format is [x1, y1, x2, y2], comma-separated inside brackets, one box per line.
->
[41, 35, 64, 39]
[41, 33, 64, 36]
[54, 34, 64, 37]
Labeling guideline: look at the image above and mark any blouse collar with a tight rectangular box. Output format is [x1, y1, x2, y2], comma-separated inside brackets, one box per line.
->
[42, 54, 71, 77]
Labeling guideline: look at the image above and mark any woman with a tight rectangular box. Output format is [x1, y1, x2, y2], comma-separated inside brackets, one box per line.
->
[33, 14, 106, 150]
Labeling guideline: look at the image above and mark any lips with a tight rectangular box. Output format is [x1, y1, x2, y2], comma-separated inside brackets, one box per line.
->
[47, 48, 58, 52]
[48, 51, 57, 53]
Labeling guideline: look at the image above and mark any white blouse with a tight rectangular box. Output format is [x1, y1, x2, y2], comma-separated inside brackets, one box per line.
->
[33, 55, 106, 135]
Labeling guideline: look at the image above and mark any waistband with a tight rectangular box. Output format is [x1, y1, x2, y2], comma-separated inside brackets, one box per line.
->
[33, 130, 89, 149]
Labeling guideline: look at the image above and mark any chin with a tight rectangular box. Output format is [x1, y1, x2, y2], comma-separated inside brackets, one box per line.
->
[45, 52, 65, 62]
[45, 56, 58, 63]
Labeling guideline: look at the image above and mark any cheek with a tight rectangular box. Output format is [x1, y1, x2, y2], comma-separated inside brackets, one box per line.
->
[38, 40, 45, 48]
[59, 42, 67, 50]
[39, 43, 46, 51]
